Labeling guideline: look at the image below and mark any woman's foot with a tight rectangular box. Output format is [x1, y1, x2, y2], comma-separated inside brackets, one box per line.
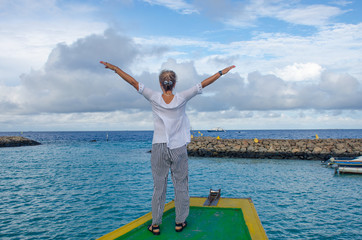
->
[175, 221, 187, 232]
[148, 224, 160, 235]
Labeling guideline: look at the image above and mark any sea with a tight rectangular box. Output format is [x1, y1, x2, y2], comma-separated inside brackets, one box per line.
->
[0, 129, 361, 240]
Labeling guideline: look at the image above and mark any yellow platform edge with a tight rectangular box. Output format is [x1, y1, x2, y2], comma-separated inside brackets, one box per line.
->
[97, 197, 268, 240]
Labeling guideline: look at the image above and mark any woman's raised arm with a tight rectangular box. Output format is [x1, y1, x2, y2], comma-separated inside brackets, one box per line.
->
[100, 61, 139, 91]
[201, 65, 235, 88]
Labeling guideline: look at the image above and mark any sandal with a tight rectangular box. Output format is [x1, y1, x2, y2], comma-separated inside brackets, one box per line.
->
[148, 224, 160, 235]
[175, 221, 187, 232]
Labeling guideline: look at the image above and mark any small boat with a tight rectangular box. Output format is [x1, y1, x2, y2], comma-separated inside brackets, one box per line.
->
[325, 156, 362, 175]
[327, 156, 362, 168]
[207, 127, 225, 132]
[97, 189, 268, 239]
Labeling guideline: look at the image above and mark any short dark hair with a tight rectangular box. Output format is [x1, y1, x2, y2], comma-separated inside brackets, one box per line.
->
[159, 70, 177, 91]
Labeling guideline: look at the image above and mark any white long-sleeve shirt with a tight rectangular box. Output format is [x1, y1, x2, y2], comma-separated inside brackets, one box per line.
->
[138, 83, 203, 149]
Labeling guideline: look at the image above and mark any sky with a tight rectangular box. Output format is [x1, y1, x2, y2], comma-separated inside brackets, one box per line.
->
[0, 0, 361, 131]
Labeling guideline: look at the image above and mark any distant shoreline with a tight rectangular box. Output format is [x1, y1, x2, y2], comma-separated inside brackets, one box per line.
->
[1, 134, 361, 160]
[187, 137, 361, 160]
[0, 136, 41, 148]
[0, 128, 361, 133]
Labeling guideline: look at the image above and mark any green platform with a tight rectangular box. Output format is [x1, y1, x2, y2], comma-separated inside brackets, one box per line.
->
[116, 206, 251, 240]
[98, 197, 268, 240]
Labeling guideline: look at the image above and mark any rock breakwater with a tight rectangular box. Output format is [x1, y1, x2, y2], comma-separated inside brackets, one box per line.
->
[187, 137, 361, 160]
[0, 136, 41, 148]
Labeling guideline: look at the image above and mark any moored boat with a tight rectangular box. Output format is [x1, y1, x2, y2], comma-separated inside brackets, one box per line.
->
[97, 190, 268, 240]
[327, 156, 362, 168]
[325, 156, 362, 175]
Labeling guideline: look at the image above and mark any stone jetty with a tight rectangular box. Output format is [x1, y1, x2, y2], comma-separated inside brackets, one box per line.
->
[0, 136, 41, 148]
[187, 137, 361, 160]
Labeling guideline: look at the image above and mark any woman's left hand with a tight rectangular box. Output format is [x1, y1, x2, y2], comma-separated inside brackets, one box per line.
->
[221, 65, 236, 75]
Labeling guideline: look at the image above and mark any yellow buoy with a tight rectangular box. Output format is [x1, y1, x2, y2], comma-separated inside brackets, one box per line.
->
[191, 135, 193, 139]
[201, 133, 203, 136]
[216, 136, 220, 140]
[254, 138, 259, 143]
[315, 134, 319, 139]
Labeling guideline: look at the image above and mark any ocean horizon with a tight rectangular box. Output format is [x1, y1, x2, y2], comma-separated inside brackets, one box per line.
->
[1, 128, 362, 140]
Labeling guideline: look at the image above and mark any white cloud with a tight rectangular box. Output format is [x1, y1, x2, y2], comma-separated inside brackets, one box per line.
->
[5, 30, 164, 115]
[191, 70, 362, 112]
[134, 22, 362, 81]
[194, 0, 345, 27]
[276, 4, 344, 26]
[221, 23, 362, 79]
[0, 0, 107, 84]
[330, 0, 353, 7]
[142, 0, 199, 14]
[1, 28, 361, 117]
[272, 63, 324, 82]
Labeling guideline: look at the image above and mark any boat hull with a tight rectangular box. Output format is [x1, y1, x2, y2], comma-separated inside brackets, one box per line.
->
[337, 167, 362, 174]
[328, 157, 362, 168]
[97, 197, 268, 240]
[334, 162, 362, 167]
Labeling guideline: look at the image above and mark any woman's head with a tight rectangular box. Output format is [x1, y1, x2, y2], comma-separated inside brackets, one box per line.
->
[159, 70, 177, 92]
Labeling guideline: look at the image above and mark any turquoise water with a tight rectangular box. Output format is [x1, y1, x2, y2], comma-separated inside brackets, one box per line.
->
[0, 130, 361, 240]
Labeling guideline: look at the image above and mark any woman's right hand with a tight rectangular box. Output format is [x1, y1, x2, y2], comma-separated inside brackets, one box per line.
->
[100, 61, 115, 70]
[99, 61, 139, 90]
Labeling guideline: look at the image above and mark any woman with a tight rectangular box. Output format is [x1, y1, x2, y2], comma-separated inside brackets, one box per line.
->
[100, 61, 235, 235]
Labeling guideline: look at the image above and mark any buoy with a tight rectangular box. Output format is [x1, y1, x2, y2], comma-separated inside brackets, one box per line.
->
[254, 138, 259, 143]
[201, 133, 203, 136]
[216, 136, 220, 140]
[315, 134, 319, 139]
[191, 135, 193, 139]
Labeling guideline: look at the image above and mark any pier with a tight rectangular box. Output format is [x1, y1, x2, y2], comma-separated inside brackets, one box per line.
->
[187, 137, 361, 160]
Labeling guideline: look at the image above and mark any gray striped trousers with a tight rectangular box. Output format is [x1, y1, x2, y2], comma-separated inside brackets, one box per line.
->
[151, 143, 189, 225]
